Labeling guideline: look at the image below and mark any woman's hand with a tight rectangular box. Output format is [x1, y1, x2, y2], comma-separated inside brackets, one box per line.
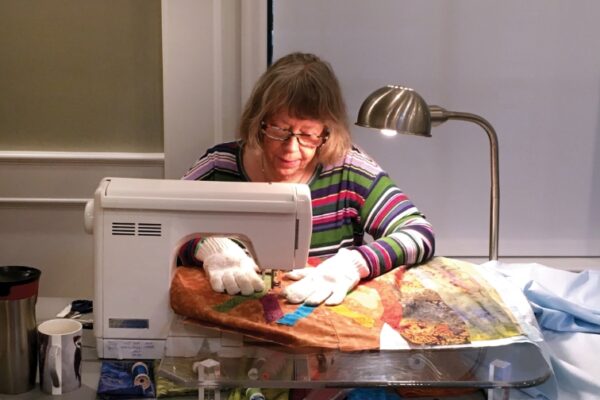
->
[282, 249, 369, 306]
[195, 237, 265, 295]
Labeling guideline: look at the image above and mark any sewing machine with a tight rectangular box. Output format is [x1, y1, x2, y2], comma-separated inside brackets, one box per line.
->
[84, 177, 312, 359]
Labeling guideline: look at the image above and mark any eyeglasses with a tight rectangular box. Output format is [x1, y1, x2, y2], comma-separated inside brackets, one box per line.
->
[260, 122, 329, 148]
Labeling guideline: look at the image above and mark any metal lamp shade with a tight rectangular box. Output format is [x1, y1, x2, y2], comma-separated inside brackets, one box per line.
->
[355, 85, 432, 137]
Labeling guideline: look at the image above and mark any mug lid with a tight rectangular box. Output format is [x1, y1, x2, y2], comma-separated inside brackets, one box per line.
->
[0, 266, 41, 298]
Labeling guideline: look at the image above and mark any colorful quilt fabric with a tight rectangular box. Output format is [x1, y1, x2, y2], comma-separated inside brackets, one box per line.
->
[170, 257, 522, 351]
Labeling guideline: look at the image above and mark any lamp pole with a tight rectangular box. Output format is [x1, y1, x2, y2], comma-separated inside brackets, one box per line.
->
[429, 106, 500, 261]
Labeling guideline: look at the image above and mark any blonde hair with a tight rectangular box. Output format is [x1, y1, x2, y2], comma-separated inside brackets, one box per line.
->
[239, 52, 352, 165]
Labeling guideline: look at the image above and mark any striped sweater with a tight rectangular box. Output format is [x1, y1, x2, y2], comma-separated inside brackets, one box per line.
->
[180, 141, 435, 278]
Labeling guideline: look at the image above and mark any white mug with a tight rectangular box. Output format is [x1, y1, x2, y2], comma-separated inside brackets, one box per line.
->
[37, 319, 83, 395]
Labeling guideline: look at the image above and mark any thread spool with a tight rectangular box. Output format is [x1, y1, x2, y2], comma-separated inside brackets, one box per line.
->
[247, 357, 266, 380]
[131, 361, 151, 391]
[245, 388, 265, 400]
[247, 352, 289, 381]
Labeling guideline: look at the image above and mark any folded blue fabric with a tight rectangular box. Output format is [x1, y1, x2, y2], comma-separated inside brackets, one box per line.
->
[523, 271, 600, 333]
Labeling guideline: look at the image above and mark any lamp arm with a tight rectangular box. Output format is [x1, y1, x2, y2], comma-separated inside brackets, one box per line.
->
[431, 108, 499, 260]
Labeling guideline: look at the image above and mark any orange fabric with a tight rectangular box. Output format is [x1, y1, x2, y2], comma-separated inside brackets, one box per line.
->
[170, 257, 522, 351]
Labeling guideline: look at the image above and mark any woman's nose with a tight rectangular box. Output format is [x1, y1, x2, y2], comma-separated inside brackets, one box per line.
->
[282, 135, 301, 151]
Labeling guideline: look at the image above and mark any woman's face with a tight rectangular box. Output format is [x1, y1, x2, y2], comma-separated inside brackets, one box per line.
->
[261, 110, 325, 182]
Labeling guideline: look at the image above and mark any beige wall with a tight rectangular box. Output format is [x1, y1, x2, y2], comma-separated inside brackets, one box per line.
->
[0, 0, 163, 152]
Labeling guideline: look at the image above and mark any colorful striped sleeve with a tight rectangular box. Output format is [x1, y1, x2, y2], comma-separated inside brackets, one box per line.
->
[356, 173, 435, 278]
[311, 147, 435, 278]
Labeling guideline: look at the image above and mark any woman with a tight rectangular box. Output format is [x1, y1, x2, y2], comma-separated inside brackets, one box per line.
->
[179, 52, 435, 306]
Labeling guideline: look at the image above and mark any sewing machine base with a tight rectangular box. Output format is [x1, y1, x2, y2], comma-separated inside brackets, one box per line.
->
[96, 316, 551, 395]
[156, 341, 551, 391]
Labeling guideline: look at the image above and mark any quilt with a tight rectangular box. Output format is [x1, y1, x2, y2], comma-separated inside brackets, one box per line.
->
[170, 257, 522, 351]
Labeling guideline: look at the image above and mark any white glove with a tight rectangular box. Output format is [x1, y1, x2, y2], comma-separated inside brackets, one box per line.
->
[282, 249, 369, 306]
[195, 237, 265, 296]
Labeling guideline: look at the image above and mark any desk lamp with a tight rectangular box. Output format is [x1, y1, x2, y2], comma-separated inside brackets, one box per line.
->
[356, 85, 499, 260]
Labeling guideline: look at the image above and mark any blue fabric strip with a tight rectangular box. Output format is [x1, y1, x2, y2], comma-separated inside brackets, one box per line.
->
[276, 304, 316, 326]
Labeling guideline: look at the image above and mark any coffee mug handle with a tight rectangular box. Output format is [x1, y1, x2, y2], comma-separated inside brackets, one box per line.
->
[48, 344, 61, 388]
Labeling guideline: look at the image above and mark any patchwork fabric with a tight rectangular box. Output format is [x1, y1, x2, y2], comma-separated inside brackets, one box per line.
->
[170, 257, 522, 351]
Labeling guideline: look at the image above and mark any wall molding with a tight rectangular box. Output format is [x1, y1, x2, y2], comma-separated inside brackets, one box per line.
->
[0, 151, 165, 165]
[0, 151, 165, 205]
[0, 197, 90, 206]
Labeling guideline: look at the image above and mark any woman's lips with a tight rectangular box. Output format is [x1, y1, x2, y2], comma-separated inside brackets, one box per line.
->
[277, 158, 300, 169]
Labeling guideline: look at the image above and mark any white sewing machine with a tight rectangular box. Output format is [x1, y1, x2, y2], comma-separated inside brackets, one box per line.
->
[84, 177, 312, 359]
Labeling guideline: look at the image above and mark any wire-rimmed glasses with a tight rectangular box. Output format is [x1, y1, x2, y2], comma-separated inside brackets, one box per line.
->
[260, 122, 329, 148]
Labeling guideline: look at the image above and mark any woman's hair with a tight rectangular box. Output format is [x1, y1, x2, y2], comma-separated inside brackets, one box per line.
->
[239, 52, 352, 165]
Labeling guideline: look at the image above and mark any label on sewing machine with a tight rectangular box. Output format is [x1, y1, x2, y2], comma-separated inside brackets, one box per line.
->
[103, 339, 165, 359]
[109, 318, 150, 329]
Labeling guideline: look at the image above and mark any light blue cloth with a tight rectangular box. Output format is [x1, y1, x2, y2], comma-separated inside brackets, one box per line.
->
[483, 261, 600, 400]
[524, 273, 600, 333]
